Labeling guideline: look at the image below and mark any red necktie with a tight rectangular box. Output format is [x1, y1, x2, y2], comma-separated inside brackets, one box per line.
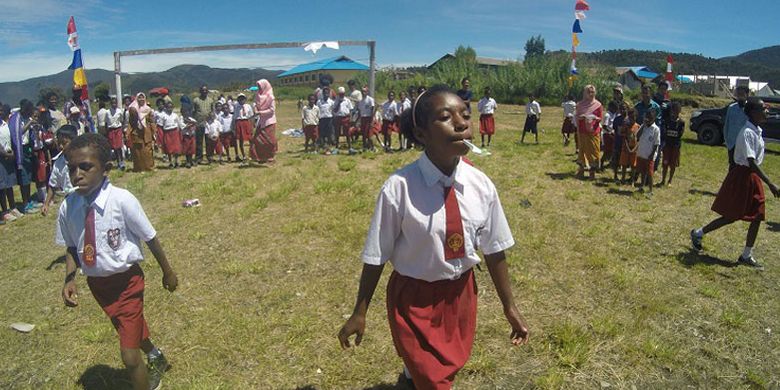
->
[83, 206, 97, 267]
[444, 186, 466, 260]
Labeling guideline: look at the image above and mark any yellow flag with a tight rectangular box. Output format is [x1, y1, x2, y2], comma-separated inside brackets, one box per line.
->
[572, 33, 580, 47]
[73, 68, 88, 87]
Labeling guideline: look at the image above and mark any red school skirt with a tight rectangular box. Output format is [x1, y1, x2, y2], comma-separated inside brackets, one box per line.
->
[107, 127, 124, 150]
[335, 116, 350, 136]
[34, 149, 48, 183]
[162, 128, 182, 155]
[235, 119, 252, 142]
[359, 117, 372, 138]
[561, 117, 576, 134]
[303, 124, 318, 140]
[206, 136, 223, 156]
[181, 133, 196, 156]
[387, 268, 477, 390]
[86, 264, 150, 349]
[220, 131, 236, 150]
[479, 114, 495, 135]
[711, 165, 765, 222]
[155, 124, 164, 147]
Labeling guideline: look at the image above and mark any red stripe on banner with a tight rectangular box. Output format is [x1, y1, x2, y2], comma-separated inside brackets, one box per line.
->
[67, 16, 76, 34]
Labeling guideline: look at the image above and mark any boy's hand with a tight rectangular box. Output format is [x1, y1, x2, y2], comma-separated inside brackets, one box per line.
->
[338, 314, 366, 349]
[40, 202, 49, 216]
[504, 305, 530, 346]
[62, 281, 78, 307]
[162, 270, 178, 292]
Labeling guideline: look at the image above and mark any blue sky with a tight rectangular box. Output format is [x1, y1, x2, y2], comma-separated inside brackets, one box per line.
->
[0, 0, 777, 82]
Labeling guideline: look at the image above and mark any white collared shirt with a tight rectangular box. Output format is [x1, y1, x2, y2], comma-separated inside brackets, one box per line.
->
[217, 112, 233, 133]
[478, 97, 497, 114]
[205, 119, 222, 139]
[157, 111, 184, 130]
[637, 123, 661, 159]
[400, 98, 412, 113]
[526, 100, 541, 116]
[301, 105, 320, 126]
[96, 108, 109, 127]
[57, 180, 157, 277]
[562, 100, 576, 118]
[106, 108, 124, 129]
[48, 152, 73, 193]
[358, 96, 375, 118]
[382, 101, 399, 120]
[334, 98, 353, 117]
[234, 103, 253, 120]
[317, 98, 334, 118]
[734, 121, 765, 167]
[361, 153, 515, 282]
[0, 120, 10, 153]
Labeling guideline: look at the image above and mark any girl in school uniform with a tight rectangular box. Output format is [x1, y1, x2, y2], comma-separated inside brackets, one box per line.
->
[316, 87, 335, 154]
[561, 95, 577, 147]
[217, 104, 235, 163]
[338, 85, 530, 390]
[397, 91, 412, 150]
[156, 101, 184, 168]
[477, 87, 497, 148]
[105, 98, 127, 170]
[381, 91, 400, 152]
[251, 79, 278, 164]
[691, 98, 780, 269]
[232, 94, 253, 162]
[204, 112, 223, 163]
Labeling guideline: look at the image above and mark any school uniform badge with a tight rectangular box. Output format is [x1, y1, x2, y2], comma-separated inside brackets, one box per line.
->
[447, 233, 464, 253]
[83, 244, 96, 266]
[107, 228, 121, 250]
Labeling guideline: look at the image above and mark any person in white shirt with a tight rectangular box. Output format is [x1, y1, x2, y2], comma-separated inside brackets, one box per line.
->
[338, 85, 529, 389]
[217, 104, 236, 162]
[105, 98, 127, 170]
[477, 87, 497, 148]
[232, 94, 254, 162]
[521, 94, 541, 144]
[561, 95, 577, 147]
[301, 94, 320, 153]
[41, 125, 77, 217]
[691, 98, 780, 269]
[96, 101, 109, 136]
[633, 109, 661, 194]
[600, 101, 618, 170]
[316, 87, 336, 153]
[397, 91, 413, 150]
[157, 101, 185, 168]
[0, 103, 20, 221]
[381, 91, 400, 152]
[356, 87, 376, 151]
[57, 133, 177, 390]
[204, 111, 223, 163]
[333, 87, 355, 152]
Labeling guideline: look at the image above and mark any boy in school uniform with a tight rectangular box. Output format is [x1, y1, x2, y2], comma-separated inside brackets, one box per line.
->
[106, 98, 127, 171]
[204, 112, 223, 163]
[398, 91, 413, 150]
[660, 102, 684, 186]
[58, 133, 177, 390]
[316, 88, 335, 154]
[522, 94, 541, 144]
[561, 95, 577, 147]
[41, 125, 77, 216]
[301, 94, 320, 153]
[634, 109, 661, 194]
[333, 87, 355, 153]
[381, 91, 400, 152]
[477, 87, 497, 148]
[232, 94, 253, 162]
[217, 104, 236, 163]
[356, 87, 375, 152]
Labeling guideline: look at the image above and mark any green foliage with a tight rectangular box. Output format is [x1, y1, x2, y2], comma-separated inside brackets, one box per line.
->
[524, 35, 546, 59]
[453, 45, 477, 62]
[93, 82, 111, 102]
[37, 86, 64, 106]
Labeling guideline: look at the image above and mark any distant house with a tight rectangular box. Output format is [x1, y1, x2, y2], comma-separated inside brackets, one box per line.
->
[278, 56, 368, 87]
[428, 54, 515, 70]
[616, 66, 659, 90]
[757, 84, 779, 97]
[677, 74, 773, 98]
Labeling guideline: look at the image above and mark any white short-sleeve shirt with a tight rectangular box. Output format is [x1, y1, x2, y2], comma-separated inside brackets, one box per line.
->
[234, 103, 254, 120]
[334, 98, 353, 117]
[526, 101, 541, 116]
[106, 108, 124, 129]
[734, 121, 765, 167]
[56, 180, 157, 277]
[478, 97, 497, 115]
[205, 119, 222, 139]
[157, 111, 184, 130]
[637, 123, 661, 160]
[382, 101, 399, 121]
[562, 100, 577, 118]
[217, 112, 233, 134]
[48, 152, 73, 193]
[358, 96, 375, 118]
[361, 153, 515, 282]
[301, 105, 320, 126]
[317, 98, 334, 119]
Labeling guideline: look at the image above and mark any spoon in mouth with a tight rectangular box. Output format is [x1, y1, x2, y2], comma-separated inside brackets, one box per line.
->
[463, 139, 491, 156]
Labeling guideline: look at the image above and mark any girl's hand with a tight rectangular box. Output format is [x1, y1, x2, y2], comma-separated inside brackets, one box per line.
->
[338, 313, 366, 349]
[62, 281, 78, 307]
[504, 305, 529, 345]
[162, 270, 178, 292]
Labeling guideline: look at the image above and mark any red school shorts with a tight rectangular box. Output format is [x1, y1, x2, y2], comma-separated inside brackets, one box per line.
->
[635, 157, 654, 176]
[303, 124, 318, 140]
[662, 145, 680, 168]
[220, 132, 236, 150]
[86, 264, 150, 349]
[235, 119, 253, 142]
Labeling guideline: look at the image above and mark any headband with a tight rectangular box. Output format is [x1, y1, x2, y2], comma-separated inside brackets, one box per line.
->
[411, 89, 428, 129]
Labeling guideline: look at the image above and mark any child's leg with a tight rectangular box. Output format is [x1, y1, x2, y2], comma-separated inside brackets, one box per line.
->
[481, 134, 485, 147]
[20, 184, 31, 205]
[746, 219, 762, 249]
[668, 166, 676, 184]
[520, 130, 526, 143]
[0, 189, 7, 212]
[120, 348, 148, 390]
[661, 166, 668, 185]
[647, 172, 653, 193]
[4, 188, 15, 210]
[488, 134, 492, 146]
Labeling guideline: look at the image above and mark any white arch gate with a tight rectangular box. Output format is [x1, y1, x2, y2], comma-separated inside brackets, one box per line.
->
[113, 40, 377, 108]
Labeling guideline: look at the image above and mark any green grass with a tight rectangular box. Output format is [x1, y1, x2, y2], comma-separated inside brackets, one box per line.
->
[1, 100, 779, 389]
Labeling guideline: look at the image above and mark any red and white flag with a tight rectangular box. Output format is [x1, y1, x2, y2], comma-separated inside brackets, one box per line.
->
[665, 55, 674, 94]
[67, 16, 79, 51]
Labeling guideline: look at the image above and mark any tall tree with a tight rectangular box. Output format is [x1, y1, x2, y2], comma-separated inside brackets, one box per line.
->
[524, 35, 546, 59]
[454, 45, 477, 62]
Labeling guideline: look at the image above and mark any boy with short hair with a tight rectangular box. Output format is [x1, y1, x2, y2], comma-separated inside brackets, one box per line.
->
[522, 94, 541, 144]
[660, 102, 684, 186]
[58, 133, 178, 390]
[302, 94, 320, 153]
[634, 109, 661, 194]
[41, 125, 77, 216]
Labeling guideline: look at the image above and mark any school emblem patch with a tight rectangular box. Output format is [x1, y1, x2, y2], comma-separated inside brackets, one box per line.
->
[83, 244, 96, 267]
[107, 228, 121, 250]
[447, 233, 464, 253]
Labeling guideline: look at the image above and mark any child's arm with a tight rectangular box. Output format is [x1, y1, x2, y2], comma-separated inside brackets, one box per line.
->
[146, 237, 178, 292]
[62, 247, 80, 307]
[485, 251, 530, 345]
[749, 158, 780, 197]
[338, 263, 385, 348]
[41, 185, 56, 216]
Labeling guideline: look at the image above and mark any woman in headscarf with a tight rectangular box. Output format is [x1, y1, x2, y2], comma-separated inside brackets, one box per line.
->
[251, 79, 278, 164]
[575, 84, 603, 179]
[127, 93, 155, 171]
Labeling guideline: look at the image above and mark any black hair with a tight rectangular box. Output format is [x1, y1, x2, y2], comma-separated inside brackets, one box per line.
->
[98, 101, 106, 109]
[66, 133, 112, 166]
[670, 101, 682, 111]
[319, 73, 334, 87]
[607, 101, 618, 111]
[641, 84, 653, 92]
[307, 94, 315, 100]
[156, 98, 165, 107]
[0, 104, 9, 120]
[347, 80, 356, 87]
[399, 84, 457, 145]
[461, 77, 470, 84]
[657, 80, 669, 88]
[484, 87, 491, 94]
[56, 124, 78, 140]
[744, 97, 765, 116]
[19, 99, 34, 116]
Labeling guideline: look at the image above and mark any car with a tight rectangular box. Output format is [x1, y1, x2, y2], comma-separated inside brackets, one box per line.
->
[690, 96, 780, 145]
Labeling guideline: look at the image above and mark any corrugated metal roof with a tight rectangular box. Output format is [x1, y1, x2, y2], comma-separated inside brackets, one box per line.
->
[616, 66, 658, 80]
[278, 56, 368, 77]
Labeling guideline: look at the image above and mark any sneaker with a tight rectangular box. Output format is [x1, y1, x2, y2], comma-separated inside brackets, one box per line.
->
[147, 352, 169, 390]
[23, 202, 38, 214]
[2, 212, 17, 222]
[738, 255, 764, 270]
[690, 229, 703, 251]
[10, 209, 24, 218]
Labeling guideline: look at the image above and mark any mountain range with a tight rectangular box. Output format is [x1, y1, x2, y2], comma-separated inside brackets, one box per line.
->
[0, 64, 282, 106]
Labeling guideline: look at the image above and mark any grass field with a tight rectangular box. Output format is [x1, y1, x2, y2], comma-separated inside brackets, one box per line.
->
[1, 100, 779, 389]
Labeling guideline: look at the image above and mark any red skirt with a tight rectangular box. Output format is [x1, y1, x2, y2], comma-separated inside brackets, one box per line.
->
[382, 119, 398, 135]
[155, 125, 164, 147]
[220, 132, 236, 150]
[236, 119, 252, 142]
[181, 134, 196, 156]
[86, 264, 149, 349]
[711, 165, 765, 222]
[479, 114, 495, 135]
[250, 123, 277, 162]
[662, 145, 680, 168]
[303, 124, 318, 140]
[107, 127, 124, 150]
[602, 133, 615, 155]
[34, 150, 48, 183]
[387, 269, 477, 390]
[162, 128, 182, 155]
[561, 117, 576, 134]
[206, 136, 223, 156]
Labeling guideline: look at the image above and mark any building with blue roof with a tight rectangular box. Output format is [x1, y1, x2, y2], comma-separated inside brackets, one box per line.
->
[278, 56, 369, 87]
[616, 66, 660, 90]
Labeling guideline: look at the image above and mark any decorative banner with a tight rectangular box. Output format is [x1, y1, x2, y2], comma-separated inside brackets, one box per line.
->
[572, 33, 580, 47]
[67, 17, 79, 51]
[573, 20, 583, 33]
[569, 0, 590, 83]
[575, 0, 590, 11]
[665, 54, 674, 97]
[575, 11, 587, 20]
[66, 16, 95, 133]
